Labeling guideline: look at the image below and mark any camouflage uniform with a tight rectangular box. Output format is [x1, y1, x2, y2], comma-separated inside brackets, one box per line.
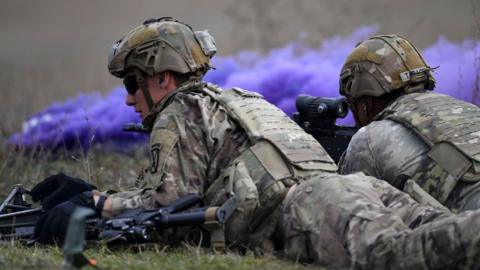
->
[109, 82, 338, 248]
[338, 35, 480, 212]
[106, 24, 480, 267]
[282, 172, 480, 269]
[107, 83, 480, 268]
[339, 104, 480, 212]
[108, 83, 251, 214]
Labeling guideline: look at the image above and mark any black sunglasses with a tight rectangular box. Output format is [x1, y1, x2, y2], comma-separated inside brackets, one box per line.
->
[123, 75, 139, 95]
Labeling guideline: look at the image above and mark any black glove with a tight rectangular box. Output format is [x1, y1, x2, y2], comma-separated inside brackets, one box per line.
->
[33, 191, 96, 245]
[30, 173, 96, 210]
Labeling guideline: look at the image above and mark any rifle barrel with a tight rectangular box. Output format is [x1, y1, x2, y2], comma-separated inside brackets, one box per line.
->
[0, 208, 43, 219]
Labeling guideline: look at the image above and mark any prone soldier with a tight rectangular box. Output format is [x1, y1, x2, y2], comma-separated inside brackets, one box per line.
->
[338, 34, 480, 212]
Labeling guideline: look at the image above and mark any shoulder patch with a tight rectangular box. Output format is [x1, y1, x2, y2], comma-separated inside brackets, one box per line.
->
[150, 143, 162, 174]
[149, 129, 179, 175]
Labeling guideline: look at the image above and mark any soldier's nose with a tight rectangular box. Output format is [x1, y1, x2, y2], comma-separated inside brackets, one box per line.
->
[125, 95, 135, 106]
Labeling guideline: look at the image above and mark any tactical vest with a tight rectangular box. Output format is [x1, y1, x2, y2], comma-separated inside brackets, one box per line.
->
[203, 83, 337, 171]
[201, 83, 337, 248]
[378, 92, 480, 202]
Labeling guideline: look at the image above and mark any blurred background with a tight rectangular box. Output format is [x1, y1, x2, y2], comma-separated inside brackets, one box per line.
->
[0, 0, 478, 139]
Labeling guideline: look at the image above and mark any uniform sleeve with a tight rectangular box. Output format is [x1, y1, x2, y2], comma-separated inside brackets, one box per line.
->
[108, 112, 208, 215]
[339, 120, 430, 189]
[338, 126, 380, 177]
[108, 93, 244, 216]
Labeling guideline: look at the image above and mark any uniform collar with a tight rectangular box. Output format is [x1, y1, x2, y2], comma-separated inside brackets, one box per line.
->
[142, 81, 206, 131]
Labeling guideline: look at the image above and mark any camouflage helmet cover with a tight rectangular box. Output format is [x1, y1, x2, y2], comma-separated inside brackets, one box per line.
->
[339, 34, 436, 100]
[108, 17, 216, 78]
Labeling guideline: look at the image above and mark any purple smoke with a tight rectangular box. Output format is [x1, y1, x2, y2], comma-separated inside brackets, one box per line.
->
[9, 26, 480, 151]
[205, 26, 380, 115]
[423, 38, 480, 104]
[9, 87, 146, 151]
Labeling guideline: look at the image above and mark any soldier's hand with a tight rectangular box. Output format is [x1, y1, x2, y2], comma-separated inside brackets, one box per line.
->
[32, 191, 96, 245]
[30, 173, 96, 210]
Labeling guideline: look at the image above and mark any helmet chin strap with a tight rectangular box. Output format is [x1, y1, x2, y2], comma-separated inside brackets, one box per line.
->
[134, 69, 155, 110]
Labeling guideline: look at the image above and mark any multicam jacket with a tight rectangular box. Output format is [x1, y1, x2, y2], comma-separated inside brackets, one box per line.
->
[106, 85, 480, 268]
[340, 92, 480, 208]
[109, 82, 337, 246]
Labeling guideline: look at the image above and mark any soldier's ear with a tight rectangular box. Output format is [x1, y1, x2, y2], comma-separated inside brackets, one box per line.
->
[158, 73, 166, 87]
[158, 71, 177, 89]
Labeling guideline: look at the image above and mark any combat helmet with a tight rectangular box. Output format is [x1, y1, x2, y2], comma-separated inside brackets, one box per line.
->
[339, 34, 436, 101]
[108, 17, 216, 110]
[108, 17, 216, 79]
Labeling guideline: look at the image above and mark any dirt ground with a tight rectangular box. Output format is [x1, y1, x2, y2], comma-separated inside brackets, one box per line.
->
[0, 0, 478, 136]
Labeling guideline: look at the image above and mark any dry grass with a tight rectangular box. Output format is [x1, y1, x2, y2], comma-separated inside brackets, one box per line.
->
[0, 241, 309, 270]
[0, 142, 149, 198]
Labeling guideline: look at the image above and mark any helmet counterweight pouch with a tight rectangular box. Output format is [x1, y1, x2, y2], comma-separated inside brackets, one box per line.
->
[195, 30, 217, 57]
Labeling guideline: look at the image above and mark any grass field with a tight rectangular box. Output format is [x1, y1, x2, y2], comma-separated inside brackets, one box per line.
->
[0, 242, 308, 270]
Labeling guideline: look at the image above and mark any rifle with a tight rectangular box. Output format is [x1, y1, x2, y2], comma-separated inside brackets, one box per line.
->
[0, 185, 236, 245]
[293, 95, 358, 163]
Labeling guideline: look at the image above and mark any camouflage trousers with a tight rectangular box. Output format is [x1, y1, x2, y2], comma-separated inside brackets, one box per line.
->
[281, 172, 480, 269]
